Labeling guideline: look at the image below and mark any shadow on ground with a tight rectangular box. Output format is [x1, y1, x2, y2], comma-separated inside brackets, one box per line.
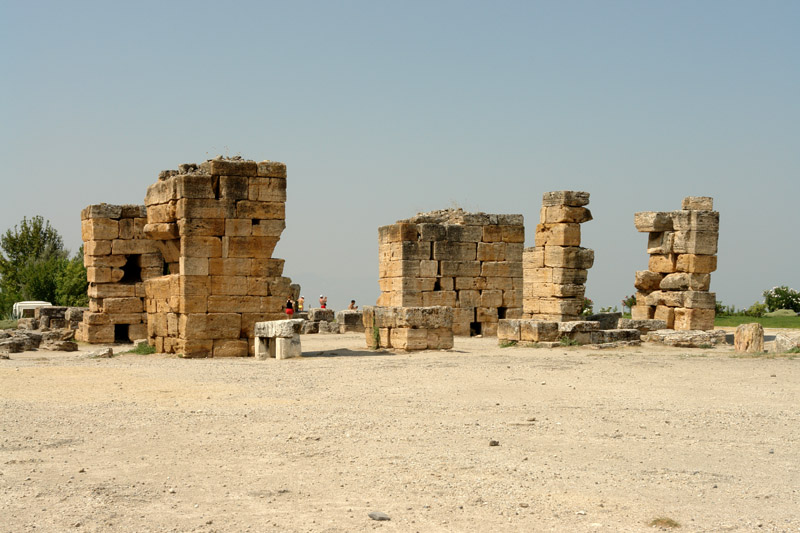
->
[302, 348, 395, 358]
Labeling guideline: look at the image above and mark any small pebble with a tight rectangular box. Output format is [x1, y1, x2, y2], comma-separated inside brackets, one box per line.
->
[489, 440, 500, 447]
[368, 511, 390, 521]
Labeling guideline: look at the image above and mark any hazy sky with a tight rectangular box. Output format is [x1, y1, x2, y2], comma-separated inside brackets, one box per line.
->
[2, 1, 798, 311]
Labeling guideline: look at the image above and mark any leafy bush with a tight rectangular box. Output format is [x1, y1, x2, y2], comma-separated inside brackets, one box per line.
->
[580, 297, 593, 316]
[599, 305, 619, 313]
[763, 286, 800, 313]
[744, 302, 767, 317]
[765, 309, 797, 317]
[621, 294, 636, 313]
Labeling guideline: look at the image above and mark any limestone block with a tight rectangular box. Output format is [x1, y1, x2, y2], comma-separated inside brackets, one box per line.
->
[78, 323, 115, 343]
[111, 239, 158, 255]
[648, 254, 678, 273]
[378, 223, 419, 243]
[118, 218, 135, 240]
[222, 219, 252, 237]
[147, 202, 178, 223]
[211, 275, 249, 296]
[683, 291, 716, 309]
[476, 307, 499, 323]
[208, 257, 251, 277]
[419, 260, 438, 277]
[773, 332, 800, 353]
[433, 241, 477, 261]
[248, 177, 287, 202]
[308, 308, 335, 322]
[501, 225, 525, 243]
[482, 225, 503, 242]
[616, 318, 667, 334]
[176, 218, 225, 237]
[86, 267, 112, 283]
[81, 218, 119, 241]
[644, 329, 726, 347]
[734, 323, 764, 353]
[485, 276, 513, 290]
[497, 214, 524, 226]
[422, 291, 457, 307]
[454, 277, 487, 291]
[673, 307, 715, 331]
[143, 223, 179, 240]
[234, 201, 285, 221]
[542, 190, 590, 207]
[634, 212, 673, 232]
[103, 297, 143, 314]
[179, 276, 211, 297]
[543, 247, 594, 269]
[540, 206, 592, 224]
[682, 196, 713, 210]
[659, 273, 711, 291]
[445, 224, 483, 243]
[647, 232, 674, 254]
[523, 248, 544, 268]
[440, 261, 481, 277]
[481, 261, 522, 278]
[84, 240, 112, 256]
[525, 283, 585, 299]
[506, 243, 524, 261]
[145, 180, 178, 205]
[254, 318, 305, 338]
[676, 254, 717, 273]
[398, 242, 432, 261]
[426, 327, 454, 349]
[108, 313, 146, 325]
[256, 160, 287, 178]
[179, 257, 209, 276]
[252, 220, 286, 237]
[336, 310, 365, 332]
[634, 270, 664, 291]
[477, 242, 507, 261]
[223, 236, 278, 258]
[211, 338, 249, 358]
[175, 174, 215, 199]
[413, 223, 444, 242]
[85, 251, 126, 267]
[520, 320, 559, 342]
[208, 159, 258, 177]
[82, 204, 123, 220]
[215, 176, 249, 201]
[534, 223, 581, 247]
[631, 305, 655, 320]
[497, 319, 521, 341]
[478, 289, 502, 308]
[583, 312, 622, 330]
[176, 198, 235, 220]
[483, 323, 498, 337]
[251, 259, 285, 278]
[672, 210, 719, 232]
[181, 313, 242, 339]
[457, 289, 480, 307]
[654, 305, 675, 328]
[127, 323, 147, 342]
[645, 290, 685, 307]
[390, 328, 428, 350]
[672, 231, 718, 255]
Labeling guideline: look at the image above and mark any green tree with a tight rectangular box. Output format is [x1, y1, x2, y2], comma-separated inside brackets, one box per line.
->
[55, 247, 89, 307]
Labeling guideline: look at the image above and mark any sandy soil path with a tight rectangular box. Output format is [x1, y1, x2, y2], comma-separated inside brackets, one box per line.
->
[1, 333, 798, 532]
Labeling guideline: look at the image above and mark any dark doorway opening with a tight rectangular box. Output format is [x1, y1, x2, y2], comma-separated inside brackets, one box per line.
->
[433, 279, 442, 291]
[497, 307, 507, 319]
[120, 255, 142, 284]
[470, 321, 482, 336]
[114, 324, 128, 343]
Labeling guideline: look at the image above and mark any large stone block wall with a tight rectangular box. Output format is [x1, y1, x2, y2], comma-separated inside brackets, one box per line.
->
[522, 191, 594, 321]
[632, 196, 718, 331]
[377, 209, 524, 336]
[76, 204, 163, 343]
[142, 157, 295, 357]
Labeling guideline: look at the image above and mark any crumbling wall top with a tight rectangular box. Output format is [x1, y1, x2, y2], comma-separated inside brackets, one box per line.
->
[398, 208, 523, 226]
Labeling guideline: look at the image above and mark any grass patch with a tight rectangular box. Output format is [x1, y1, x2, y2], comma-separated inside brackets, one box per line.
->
[0, 319, 18, 330]
[788, 346, 800, 354]
[730, 351, 797, 360]
[125, 343, 156, 355]
[714, 315, 800, 329]
[499, 340, 518, 348]
[559, 336, 581, 346]
[649, 516, 680, 528]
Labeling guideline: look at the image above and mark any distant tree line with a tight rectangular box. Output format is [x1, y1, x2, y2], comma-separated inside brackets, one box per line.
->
[0, 216, 87, 317]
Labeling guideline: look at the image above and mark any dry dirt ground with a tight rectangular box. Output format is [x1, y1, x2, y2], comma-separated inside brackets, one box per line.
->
[1, 331, 798, 533]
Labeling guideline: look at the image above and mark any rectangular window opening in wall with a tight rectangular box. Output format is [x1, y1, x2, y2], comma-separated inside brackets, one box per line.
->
[470, 322, 482, 337]
[114, 324, 129, 343]
[498, 307, 507, 319]
[120, 254, 142, 284]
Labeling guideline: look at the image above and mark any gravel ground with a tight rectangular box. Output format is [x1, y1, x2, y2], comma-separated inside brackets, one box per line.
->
[1, 332, 798, 532]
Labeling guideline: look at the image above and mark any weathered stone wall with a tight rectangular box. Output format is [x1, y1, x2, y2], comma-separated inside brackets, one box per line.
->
[363, 306, 453, 350]
[632, 196, 718, 331]
[76, 204, 162, 343]
[141, 157, 295, 357]
[522, 191, 594, 321]
[377, 209, 524, 336]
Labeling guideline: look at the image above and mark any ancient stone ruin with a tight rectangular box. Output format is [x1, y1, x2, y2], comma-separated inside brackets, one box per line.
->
[76, 204, 162, 343]
[377, 209, 524, 336]
[363, 306, 453, 350]
[523, 191, 594, 321]
[77, 157, 297, 358]
[632, 196, 718, 331]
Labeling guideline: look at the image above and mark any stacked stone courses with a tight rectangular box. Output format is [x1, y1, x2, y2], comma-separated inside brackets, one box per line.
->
[142, 157, 295, 357]
[76, 203, 162, 344]
[632, 196, 718, 331]
[363, 306, 454, 350]
[523, 191, 594, 321]
[377, 209, 524, 337]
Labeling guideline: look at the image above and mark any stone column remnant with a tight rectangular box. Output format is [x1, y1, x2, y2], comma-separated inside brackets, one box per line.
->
[522, 191, 594, 321]
[632, 196, 718, 331]
[142, 157, 295, 357]
[76, 204, 163, 343]
[376, 209, 524, 337]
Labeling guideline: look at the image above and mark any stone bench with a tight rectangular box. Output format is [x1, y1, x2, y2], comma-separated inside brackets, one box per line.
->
[254, 319, 304, 360]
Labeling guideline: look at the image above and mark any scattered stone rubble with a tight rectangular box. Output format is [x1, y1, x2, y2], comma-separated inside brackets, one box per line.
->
[1, 305, 88, 354]
[362, 306, 453, 351]
[302, 308, 337, 334]
[377, 208, 524, 337]
[498, 319, 641, 348]
[632, 196, 718, 330]
[643, 329, 727, 347]
[523, 191, 594, 321]
[771, 331, 800, 353]
[76, 204, 161, 344]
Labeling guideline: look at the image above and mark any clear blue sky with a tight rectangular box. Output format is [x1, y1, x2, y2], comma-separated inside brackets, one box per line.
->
[2, 0, 798, 311]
